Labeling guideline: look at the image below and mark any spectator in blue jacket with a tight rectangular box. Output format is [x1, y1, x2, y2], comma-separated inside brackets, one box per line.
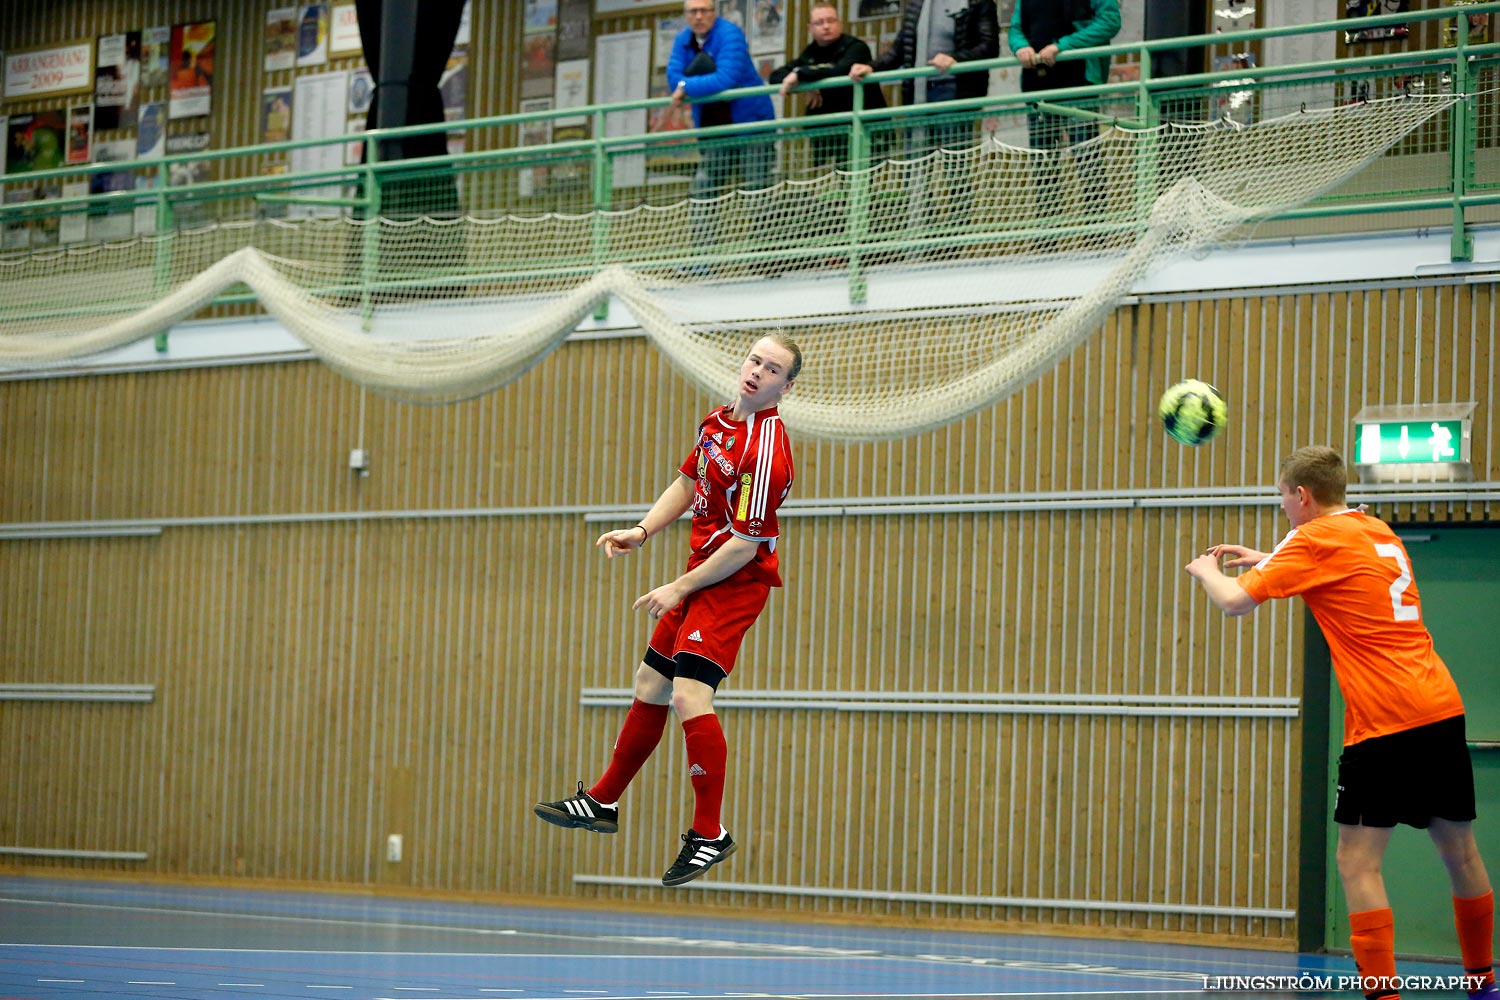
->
[666, 0, 778, 253]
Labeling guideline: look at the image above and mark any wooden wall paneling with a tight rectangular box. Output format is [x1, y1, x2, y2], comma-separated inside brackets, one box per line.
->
[0, 281, 1495, 940]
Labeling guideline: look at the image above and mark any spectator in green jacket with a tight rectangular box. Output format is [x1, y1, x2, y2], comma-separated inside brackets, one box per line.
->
[1008, 0, 1121, 222]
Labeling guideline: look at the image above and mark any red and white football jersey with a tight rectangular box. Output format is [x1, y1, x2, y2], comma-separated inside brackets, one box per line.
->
[677, 403, 794, 587]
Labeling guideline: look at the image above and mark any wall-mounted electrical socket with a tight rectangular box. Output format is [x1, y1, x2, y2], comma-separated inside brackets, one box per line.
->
[386, 833, 402, 863]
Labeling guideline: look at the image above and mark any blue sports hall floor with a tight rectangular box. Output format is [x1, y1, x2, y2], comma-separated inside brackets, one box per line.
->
[0, 874, 1478, 999]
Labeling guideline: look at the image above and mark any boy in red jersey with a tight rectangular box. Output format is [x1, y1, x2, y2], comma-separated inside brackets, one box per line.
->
[1187, 446, 1498, 1000]
[534, 334, 800, 887]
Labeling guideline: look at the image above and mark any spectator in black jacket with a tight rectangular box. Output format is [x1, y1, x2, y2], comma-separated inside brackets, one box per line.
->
[850, 0, 999, 152]
[850, 0, 999, 235]
[769, 4, 887, 171]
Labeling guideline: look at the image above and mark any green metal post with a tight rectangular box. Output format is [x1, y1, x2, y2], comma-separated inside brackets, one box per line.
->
[153, 160, 175, 352]
[1132, 48, 1159, 235]
[848, 82, 870, 304]
[361, 135, 382, 327]
[1450, 13, 1474, 262]
[592, 107, 612, 321]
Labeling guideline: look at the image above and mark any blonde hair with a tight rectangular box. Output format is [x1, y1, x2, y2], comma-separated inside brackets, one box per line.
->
[764, 331, 803, 381]
[1279, 446, 1347, 505]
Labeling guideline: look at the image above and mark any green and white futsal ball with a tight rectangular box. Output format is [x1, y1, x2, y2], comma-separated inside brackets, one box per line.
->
[1158, 379, 1228, 446]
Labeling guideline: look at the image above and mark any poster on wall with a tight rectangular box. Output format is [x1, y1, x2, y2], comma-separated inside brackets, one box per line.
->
[297, 4, 331, 67]
[60, 180, 89, 243]
[716, 0, 749, 33]
[558, 0, 592, 61]
[169, 21, 215, 119]
[523, 32, 557, 98]
[1212, 0, 1256, 33]
[526, 0, 559, 32]
[4, 41, 94, 100]
[655, 16, 686, 69]
[344, 115, 366, 166]
[166, 131, 214, 226]
[89, 137, 136, 242]
[5, 111, 68, 174]
[3, 186, 38, 250]
[266, 8, 298, 71]
[289, 70, 348, 217]
[348, 68, 373, 114]
[595, 30, 649, 188]
[596, 0, 682, 12]
[263, 87, 293, 143]
[141, 26, 171, 87]
[856, 0, 901, 18]
[133, 174, 160, 235]
[330, 5, 362, 55]
[136, 101, 164, 158]
[749, 0, 783, 54]
[66, 103, 93, 164]
[554, 59, 590, 128]
[1212, 52, 1257, 122]
[1344, 0, 1408, 44]
[1443, 0, 1491, 45]
[517, 97, 552, 197]
[94, 31, 141, 130]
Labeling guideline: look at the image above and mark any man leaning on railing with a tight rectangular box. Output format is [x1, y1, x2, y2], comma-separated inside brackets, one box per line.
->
[1009, 0, 1121, 222]
[850, 0, 999, 234]
[770, 3, 887, 173]
[667, 0, 777, 255]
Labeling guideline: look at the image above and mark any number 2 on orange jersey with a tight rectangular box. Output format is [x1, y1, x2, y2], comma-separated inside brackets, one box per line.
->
[1373, 542, 1420, 622]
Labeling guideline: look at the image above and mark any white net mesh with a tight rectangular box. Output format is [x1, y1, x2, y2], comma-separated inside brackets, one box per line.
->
[0, 94, 1462, 441]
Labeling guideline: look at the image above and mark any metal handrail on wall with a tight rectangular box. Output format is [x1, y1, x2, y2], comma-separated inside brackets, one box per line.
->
[0, 3, 1496, 333]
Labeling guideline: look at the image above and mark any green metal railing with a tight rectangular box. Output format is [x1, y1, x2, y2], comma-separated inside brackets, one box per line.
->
[0, 2, 1496, 339]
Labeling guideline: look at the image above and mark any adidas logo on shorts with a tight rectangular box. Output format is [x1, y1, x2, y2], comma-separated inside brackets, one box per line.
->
[687, 630, 703, 642]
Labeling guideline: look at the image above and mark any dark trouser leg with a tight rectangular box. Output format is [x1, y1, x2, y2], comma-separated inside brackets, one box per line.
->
[1027, 105, 1069, 225]
[931, 115, 975, 232]
[690, 142, 734, 250]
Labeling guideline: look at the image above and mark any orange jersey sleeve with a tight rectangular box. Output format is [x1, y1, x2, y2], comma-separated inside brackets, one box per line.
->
[1238, 509, 1463, 746]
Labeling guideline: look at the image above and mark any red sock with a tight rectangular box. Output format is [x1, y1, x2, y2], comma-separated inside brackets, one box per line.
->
[589, 699, 669, 804]
[1350, 907, 1401, 1000]
[681, 713, 727, 837]
[1454, 891, 1496, 992]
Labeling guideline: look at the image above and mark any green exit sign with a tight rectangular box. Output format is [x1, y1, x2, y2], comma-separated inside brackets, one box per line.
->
[1355, 419, 1464, 464]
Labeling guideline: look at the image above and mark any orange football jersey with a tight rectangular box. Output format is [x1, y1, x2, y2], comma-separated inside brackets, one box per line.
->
[1238, 508, 1463, 746]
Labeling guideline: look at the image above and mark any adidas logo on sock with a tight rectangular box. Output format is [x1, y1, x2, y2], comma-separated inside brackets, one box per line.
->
[688, 763, 707, 776]
[686, 630, 703, 642]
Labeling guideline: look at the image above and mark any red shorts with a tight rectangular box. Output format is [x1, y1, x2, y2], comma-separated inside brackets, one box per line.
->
[644, 572, 770, 688]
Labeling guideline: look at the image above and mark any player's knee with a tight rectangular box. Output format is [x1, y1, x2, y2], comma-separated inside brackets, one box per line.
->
[633, 664, 672, 704]
[1430, 824, 1482, 869]
[1336, 842, 1383, 881]
[669, 686, 711, 719]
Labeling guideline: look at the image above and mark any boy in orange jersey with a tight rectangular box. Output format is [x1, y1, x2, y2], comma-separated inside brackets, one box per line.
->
[1186, 446, 1498, 1000]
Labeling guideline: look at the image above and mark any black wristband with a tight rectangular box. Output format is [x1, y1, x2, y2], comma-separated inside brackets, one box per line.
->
[634, 524, 649, 544]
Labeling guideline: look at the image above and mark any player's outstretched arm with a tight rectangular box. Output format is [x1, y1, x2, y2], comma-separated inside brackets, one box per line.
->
[1185, 552, 1260, 617]
[634, 536, 759, 619]
[1210, 542, 1270, 568]
[596, 474, 697, 559]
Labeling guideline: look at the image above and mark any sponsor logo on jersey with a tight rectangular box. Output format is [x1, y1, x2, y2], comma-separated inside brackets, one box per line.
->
[735, 473, 753, 520]
[702, 438, 735, 477]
